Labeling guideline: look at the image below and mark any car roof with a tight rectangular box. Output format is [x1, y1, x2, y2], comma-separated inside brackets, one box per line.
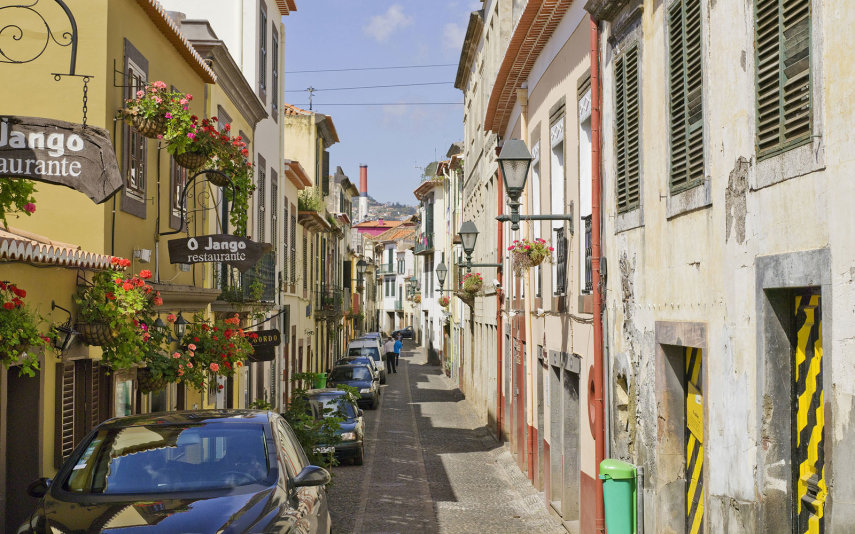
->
[348, 339, 379, 347]
[304, 388, 348, 397]
[98, 409, 270, 429]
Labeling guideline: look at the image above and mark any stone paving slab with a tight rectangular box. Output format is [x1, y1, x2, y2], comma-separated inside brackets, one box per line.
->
[327, 342, 564, 534]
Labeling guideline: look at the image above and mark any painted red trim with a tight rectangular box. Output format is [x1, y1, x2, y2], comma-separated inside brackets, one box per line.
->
[590, 15, 606, 534]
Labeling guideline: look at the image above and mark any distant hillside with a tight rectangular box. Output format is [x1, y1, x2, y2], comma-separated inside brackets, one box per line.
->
[353, 195, 418, 221]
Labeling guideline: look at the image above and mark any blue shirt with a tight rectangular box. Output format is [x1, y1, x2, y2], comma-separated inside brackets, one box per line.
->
[394, 340, 402, 354]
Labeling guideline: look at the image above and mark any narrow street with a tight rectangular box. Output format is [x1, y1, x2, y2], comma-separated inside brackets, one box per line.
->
[327, 342, 564, 534]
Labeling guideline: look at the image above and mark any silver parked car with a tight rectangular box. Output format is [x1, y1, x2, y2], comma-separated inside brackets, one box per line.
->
[347, 338, 386, 383]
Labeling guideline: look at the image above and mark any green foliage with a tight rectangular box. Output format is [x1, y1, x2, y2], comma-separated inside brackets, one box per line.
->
[249, 398, 273, 410]
[0, 178, 37, 227]
[74, 268, 164, 370]
[462, 272, 483, 293]
[0, 282, 50, 377]
[282, 373, 360, 469]
[298, 187, 323, 212]
[173, 313, 253, 391]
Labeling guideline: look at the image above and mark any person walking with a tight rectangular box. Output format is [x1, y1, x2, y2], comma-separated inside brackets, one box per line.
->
[383, 336, 397, 374]
[394, 335, 403, 367]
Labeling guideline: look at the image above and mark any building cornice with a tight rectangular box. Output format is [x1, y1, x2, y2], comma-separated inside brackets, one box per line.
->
[135, 0, 216, 83]
[454, 10, 485, 91]
[484, 0, 572, 134]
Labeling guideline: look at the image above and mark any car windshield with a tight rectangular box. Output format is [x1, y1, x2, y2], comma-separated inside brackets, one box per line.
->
[337, 356, 372, 368]
[330, 366, 372, 381]
[61, 423, 270, 494]
[308, 396, 357, 420]
[348, 346, 380, 361]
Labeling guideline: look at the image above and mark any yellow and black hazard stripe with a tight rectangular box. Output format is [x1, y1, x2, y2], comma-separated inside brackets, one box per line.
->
[795, 293, 826, 534]
[685, 347, 704, 534]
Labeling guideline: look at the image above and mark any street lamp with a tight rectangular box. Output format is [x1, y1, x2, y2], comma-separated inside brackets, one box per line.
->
[496, 139, 574, 232]
[356, 259, 367, 290]
[457, 221, 503, 272]
[174, 312, 189, 339]
[50, 301, 78, 354]
[436, 261, 448, 291]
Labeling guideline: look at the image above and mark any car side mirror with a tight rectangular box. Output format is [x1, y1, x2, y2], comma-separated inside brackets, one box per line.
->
[293, 465, 331, 487]
[27, 478, 51, 498]
[358, 409, 364, 417]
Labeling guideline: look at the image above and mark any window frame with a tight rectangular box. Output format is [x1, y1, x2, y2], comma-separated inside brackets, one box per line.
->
[121, 39, 148, 218]
[258, 2, 268, 102]
[271, 22, 279, 120]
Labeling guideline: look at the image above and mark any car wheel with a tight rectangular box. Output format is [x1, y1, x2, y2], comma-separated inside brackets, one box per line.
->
[354, 445, 364, 465]
[371, 396, 379, 410]
[380, 375, 386, 385]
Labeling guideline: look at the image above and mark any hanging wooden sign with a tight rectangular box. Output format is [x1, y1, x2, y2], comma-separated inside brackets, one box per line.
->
[0, 116, 122, 204]
[247, 329, 281, 362]
[167, 234, 271, 272]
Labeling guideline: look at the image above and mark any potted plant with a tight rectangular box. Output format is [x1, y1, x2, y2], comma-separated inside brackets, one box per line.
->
[116, 81, 191, 139]
[461, 272, 483, 294]
[203, 120, 254, 235]
[173, 313, 254, 390]
[165, 116, 220, 170]
[438, 296, 450, 308]
[413, 293, 422, 303]
[0, 282, 50, 376]
[74, 262, 164, 370]
[508, 238, 554, 274]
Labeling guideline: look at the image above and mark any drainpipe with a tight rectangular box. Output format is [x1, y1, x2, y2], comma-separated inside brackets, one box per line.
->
[496, 157, 505, 440]
[517, 86, 536, 478]
[590, 15, 606, 534]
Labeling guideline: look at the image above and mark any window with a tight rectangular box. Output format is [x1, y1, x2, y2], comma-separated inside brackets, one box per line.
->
[668, 0, 704, 193]
[615, 46, 640, 212]
[271, 25, 279, 118]
[257, 155, 266, 242]
[290, 205, 297, 287]
[122, 42, 147, 216]
[579, 82, 594, 295]
[554, 227, 567, 295]
[283, 202, 289, 287]
[550, 116, 566, 296]
[170, 159, 188, 230]
[302, 235, 307, 295]
[259, 3, 267, 100]
[271, 171, 278, 257]
[755, 0, 811, 158]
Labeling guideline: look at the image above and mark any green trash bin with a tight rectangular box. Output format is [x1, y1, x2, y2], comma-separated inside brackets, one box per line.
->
[313, 372, 327, 389]
[599, 459, 637, 534]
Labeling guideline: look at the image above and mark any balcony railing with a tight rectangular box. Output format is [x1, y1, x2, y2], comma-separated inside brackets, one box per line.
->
[240, 251, 276, 302]
[583, 215, 593, 293]
[394, 299, 403, 311]
[414, 232, 434, 255]
[315, 284, 343, 319]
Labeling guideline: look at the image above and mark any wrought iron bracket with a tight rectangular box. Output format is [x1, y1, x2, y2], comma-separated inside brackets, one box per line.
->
[160, 169, 235, 237]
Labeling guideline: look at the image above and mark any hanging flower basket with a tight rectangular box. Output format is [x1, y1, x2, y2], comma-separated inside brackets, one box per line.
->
[413, 293, 422, 303]
[137, 367, 169, 394]
[462, 273, 483, 294]
[439, 296, 450, 308]
[509, 238, 554, 274]
[174, 149, 210, 170]
[74, 322, 119, 347]
[205, 170, 231, 187]
[132, 115, 167, 139]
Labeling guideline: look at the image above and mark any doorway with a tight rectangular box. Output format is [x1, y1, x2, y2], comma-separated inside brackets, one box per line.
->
[3, 369, 40, 534]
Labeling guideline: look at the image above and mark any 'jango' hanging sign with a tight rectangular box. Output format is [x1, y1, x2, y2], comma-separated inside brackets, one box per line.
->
[168, 234, 272, 272]
[0, 116, 122, 204]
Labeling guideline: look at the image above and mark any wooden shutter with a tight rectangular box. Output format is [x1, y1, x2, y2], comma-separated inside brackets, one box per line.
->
[615, 45, 640, 213]
[290, 206, 297, 287]
[669, 0, 704, 193]
[755, 0, 811, 158]
[54, 362, 75, 466]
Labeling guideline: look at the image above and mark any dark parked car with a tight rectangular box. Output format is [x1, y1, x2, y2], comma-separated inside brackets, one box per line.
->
[304, 389, 365, 465]
[326, 364, 379, 409]
[392, 326, 414, 339]
[335, 355, 379, 381]
[18, 410, 331, 534]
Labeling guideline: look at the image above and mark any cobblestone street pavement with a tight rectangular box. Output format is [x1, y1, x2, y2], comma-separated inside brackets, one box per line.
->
[328, 342, 564, 533]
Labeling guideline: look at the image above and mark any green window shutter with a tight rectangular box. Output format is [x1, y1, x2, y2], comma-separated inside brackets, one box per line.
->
[669, 0, 704, 193]
[755, 0, 811, 158]
[615, 46, 640, 213]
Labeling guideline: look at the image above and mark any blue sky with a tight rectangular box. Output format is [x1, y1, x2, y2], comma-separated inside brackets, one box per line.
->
[282, 1, 481, 205]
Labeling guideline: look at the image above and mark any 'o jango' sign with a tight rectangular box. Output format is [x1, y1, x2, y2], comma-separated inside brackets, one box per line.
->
[0, 116, 122, 204]
[168, 234, 272, 272]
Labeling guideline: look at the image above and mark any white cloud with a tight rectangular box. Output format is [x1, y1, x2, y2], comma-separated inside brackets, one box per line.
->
[362, 5, 413, 43]
[442, 22, 466, 52]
